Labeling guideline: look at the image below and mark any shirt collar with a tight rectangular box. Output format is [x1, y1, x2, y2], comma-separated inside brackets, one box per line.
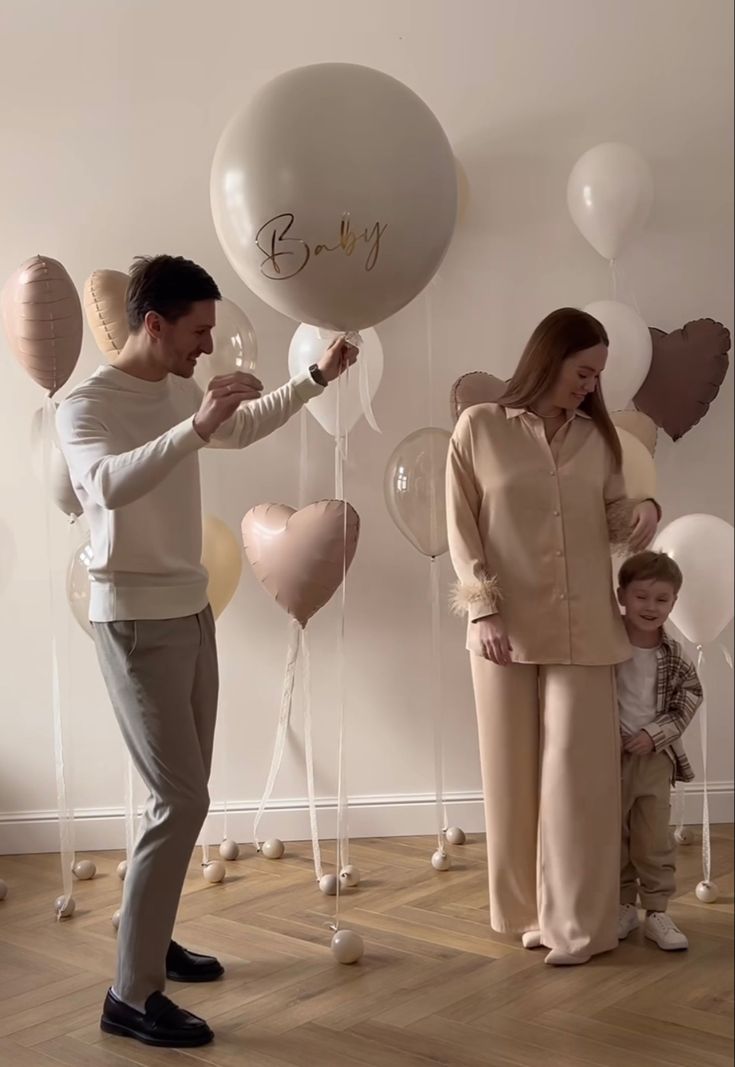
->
[504, 406, 591, 421]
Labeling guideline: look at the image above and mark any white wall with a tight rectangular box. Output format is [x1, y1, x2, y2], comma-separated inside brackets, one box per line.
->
[0, 0, 732, 853]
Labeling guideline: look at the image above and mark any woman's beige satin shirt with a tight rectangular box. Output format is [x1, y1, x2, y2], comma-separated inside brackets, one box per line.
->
[446, 403, 635, 666]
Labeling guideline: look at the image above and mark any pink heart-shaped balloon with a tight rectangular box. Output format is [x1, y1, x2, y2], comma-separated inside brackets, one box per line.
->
[634, 320, 731, 441]
[242, 500, 360, 627]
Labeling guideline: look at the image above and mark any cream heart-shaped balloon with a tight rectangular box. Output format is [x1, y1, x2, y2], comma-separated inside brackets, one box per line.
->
[242, 500, 360, 627]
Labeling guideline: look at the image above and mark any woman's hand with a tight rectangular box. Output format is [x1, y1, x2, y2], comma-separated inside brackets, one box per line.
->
[475, 615, 513, 666]
[629, 500, 659, 552]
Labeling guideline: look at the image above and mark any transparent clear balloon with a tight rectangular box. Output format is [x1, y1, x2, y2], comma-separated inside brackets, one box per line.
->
[195, 297, 257, 388]
[67, 528, 94, 638]
[384, 428, 451, 558]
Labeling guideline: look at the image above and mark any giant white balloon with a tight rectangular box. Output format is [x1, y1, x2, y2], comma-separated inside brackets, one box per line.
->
[288, 325, 383, 436]
[654, 515, 734, 645]
[211, 63, 457, 331]
[568, 143, 653, 261]
[584, 300, 652, 411]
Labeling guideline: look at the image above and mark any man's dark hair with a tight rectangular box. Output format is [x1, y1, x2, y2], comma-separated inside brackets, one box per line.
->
[126, 255, 221, 332]
[618, 551, 683, 595]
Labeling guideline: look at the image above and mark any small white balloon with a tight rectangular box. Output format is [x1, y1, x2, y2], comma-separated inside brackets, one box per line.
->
[431, 849, 452, 872]
[72, 860, 96, 881]
[116, 860, 128, 881]
[674, 827, 692, 845]
[55, 895, 76, 919]
[340, 865, 361, 888]
[331, 929, 364, 965]
[219, 839, 240, 861]
[262, 839, 285, 860]
[319, 874, 338, 896]
[202, 860, 227, 884]
[0, 880, 7, 901]
[695, 880, 719, 904]
[567, 142, 653, 261]
[111, 909, 121, 930]
[445, 827, 466, 846]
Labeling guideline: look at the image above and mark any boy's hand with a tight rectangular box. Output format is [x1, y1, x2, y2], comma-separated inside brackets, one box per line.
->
[624, 730, 655, 756]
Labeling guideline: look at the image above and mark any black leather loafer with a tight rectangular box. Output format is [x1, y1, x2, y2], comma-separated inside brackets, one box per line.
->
[100, 989, 214, 1047]
[166, 940, 225, 982]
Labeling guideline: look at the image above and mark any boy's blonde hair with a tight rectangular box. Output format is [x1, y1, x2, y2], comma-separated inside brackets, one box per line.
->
[618, 551, 683, 594]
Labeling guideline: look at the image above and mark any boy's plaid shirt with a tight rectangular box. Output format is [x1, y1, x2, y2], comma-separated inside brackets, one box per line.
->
[641, 631, 703, 783]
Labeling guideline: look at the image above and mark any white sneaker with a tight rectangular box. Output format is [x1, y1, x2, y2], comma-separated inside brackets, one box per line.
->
[618, 903, 640, 940]
[644, 912, 688, 951]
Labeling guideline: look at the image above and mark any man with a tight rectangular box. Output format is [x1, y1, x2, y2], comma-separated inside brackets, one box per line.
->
[57, 255, 357, 1048]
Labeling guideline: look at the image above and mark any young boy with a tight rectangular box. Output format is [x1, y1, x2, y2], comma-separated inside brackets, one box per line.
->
[615, 551, 703, 951]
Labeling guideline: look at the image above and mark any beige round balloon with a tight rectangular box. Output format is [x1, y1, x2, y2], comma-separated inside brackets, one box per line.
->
[211, 63, 457, 331]
[2, 256, 82, 395]
[617, 427, 656, 500]
[384, 428, 452, 558]
[202, 515, 243, 620]
[83, 270, 129, 358]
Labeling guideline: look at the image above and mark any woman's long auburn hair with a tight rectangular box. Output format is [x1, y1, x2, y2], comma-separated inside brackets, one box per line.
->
[498, 307, 622, 469]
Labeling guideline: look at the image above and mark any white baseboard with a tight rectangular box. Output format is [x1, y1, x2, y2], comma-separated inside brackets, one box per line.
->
[1, 783, 732, 856]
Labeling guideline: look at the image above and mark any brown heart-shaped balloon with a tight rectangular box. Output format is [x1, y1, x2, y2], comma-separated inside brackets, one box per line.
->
[242, 500, 360, 627]
[449, 369, 658, 454]
[634, 320, 731, 440]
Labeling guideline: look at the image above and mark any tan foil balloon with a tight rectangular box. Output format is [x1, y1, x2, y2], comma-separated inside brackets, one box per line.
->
[1, 256, 82, 394]
[241, 500, 360, 628]
[450, 371, 506, 423]
[618, 427, 656, 500]
[384, 428, 452, 558]
[83, 270, 129, 358]
[202, 515, 242, 620]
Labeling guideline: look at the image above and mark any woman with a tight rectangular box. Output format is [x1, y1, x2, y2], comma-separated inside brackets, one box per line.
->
[446, 308, 659, 965]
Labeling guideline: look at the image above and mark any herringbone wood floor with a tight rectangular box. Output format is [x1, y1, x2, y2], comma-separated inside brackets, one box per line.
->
[0, 827, 732, 1066]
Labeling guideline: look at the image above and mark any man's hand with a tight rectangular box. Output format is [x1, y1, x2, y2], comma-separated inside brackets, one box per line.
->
[317, 336, 359, 384]
[475, 615, 513, 667]
[629, 500, 659, 552]
[194, 372, 263, 441]
[624, 730, 655, 756]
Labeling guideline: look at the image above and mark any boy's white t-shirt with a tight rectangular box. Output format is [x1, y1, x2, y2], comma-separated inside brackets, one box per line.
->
[616, 646, 658, 737]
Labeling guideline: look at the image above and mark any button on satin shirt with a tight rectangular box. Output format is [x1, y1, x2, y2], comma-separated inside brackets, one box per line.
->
[446, 403, 634, 666]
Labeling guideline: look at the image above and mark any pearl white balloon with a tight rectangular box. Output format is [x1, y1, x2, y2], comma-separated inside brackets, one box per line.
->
[219, 839, 240, 861]
[111, 909, 121, 930]
[654, 515, 734, 645]
[330, 929, 364, 965]
[72, 860, 96, 881]
[567, 142, 653, 261]
[319, 874, 338, 896]
[674, 827, 692, 845]
[262, 839, 285, 860]
[445, 827, 466, 846]
[116, 860, 128, 881]
[695, 880, 719, 904]
[583, 301, 652, 411]
[55, 895, 75, 919]
[431, 850, 452, 872]
[194, 297, 257, 389]
[339, 865, 361, 888]
[0, 880, 7, 901]
[30, 406, 83, 519]
[288, 324, 383, 437]
[211, 63, 457, 332]
[202, 860, 227, 884]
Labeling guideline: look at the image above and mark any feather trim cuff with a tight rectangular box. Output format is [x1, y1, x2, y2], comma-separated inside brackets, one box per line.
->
[450, 577, 501, 619]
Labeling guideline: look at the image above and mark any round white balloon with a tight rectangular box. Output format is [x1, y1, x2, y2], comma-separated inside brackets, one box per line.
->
[211, 63, 457, 331]
[584, 300, 652, 410]
[319, 874, 338, 896]
[202, 860, 227, 884]
[289, 325, 383, 436]
[330, 929, 364, 964]
[568, 142, 653, 261]
[219, 838, 240, 861]
[654, 515, 734, 645]
[30, 407, 83, 519]
[445, 827, 466, 846]
[262, 838, 285, 860]
[431, 849, 452, 871]
[695, 880, 719, 904]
